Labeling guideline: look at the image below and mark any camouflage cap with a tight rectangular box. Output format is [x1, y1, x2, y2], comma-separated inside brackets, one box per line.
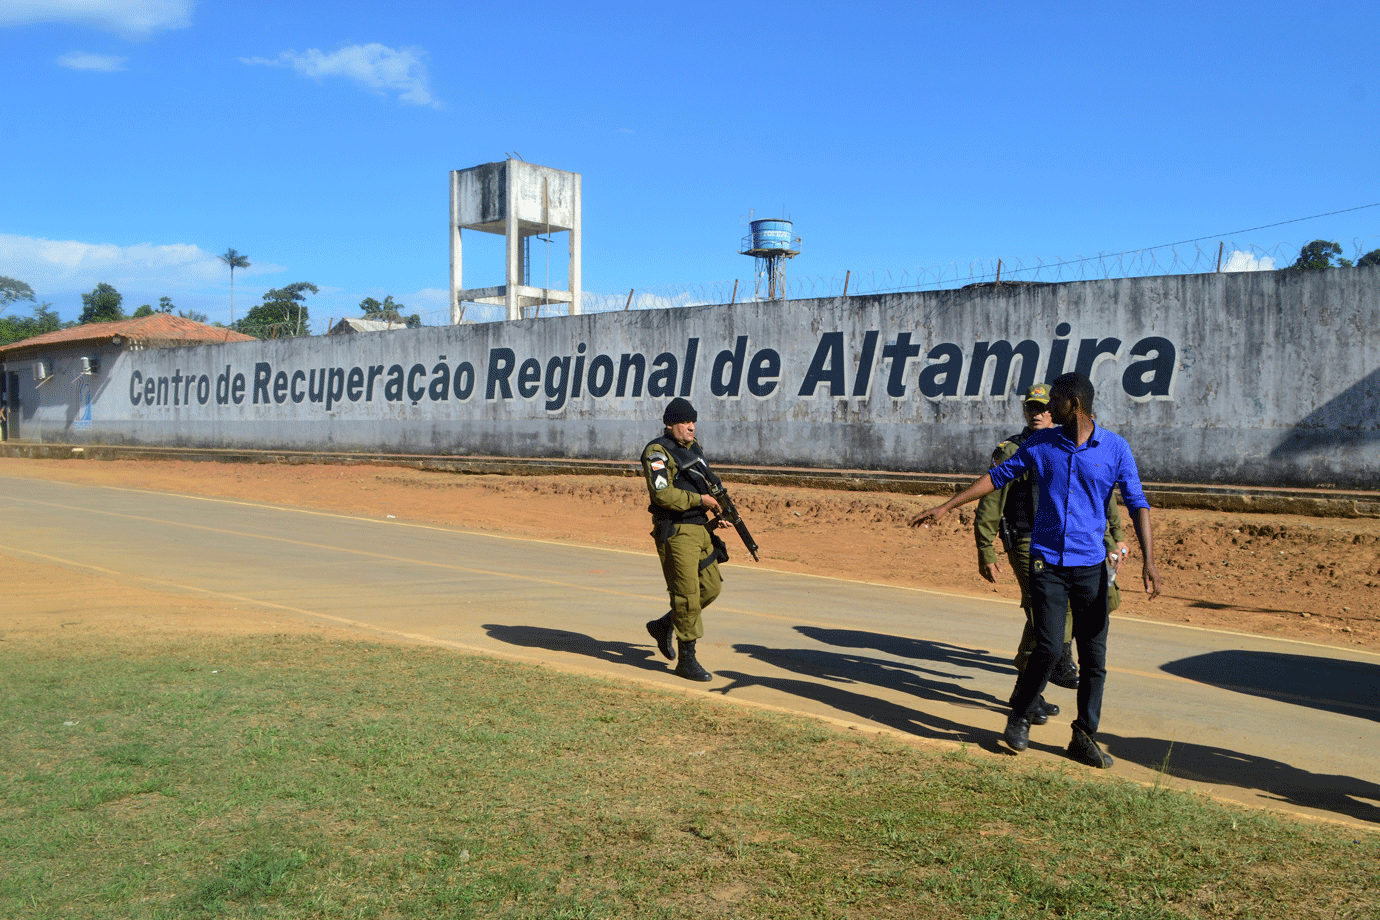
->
[1023, 383, 1051, 405]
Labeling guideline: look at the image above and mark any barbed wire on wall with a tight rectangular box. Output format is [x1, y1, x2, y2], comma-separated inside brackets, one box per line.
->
[204, 229, 1380, 335]
[430, 233, 1378, 327]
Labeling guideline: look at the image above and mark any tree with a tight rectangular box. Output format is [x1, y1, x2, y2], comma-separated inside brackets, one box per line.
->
[0, 303, 67, 345]
[218, 248, 251, 325]
[179, 308, 210, 323]
[1289, 240, 1353, 271]
[133, 296, 174, 317]
[79, 282, 125, 324]
[360, 294, 422, 328]
[1358, 249, 1380, 268]
[236, 282, 318, 338]
[1, 276, 36, 314]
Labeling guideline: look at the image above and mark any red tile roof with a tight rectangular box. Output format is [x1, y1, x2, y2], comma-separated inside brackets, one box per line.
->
[0, 314, 255, 358]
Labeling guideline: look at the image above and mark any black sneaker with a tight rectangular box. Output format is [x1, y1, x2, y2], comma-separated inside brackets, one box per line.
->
[1068, 730, 1114, 768]
[1003, 715, 1030, 752]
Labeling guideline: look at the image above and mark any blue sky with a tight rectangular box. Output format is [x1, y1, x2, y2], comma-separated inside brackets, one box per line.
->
[2, 0, 1376, 328]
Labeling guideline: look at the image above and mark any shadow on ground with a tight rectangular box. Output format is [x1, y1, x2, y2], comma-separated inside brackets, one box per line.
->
[483, 623, 667, 674]
[1162, 650, 1380, 722]
[481, 623, 1380, 825]
[1103, 732, 1380, 826]
[484, 621, 1016, 750]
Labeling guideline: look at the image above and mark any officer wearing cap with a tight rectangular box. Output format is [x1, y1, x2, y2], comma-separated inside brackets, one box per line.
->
[973, 383, 1128, 721]
[641, 398, 724, 681]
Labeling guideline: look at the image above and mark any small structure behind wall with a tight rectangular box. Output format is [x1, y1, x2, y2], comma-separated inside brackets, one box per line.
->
[450, 159, 582, 323]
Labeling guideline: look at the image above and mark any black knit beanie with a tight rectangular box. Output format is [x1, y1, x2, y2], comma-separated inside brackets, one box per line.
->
[662, 397, 698, 424]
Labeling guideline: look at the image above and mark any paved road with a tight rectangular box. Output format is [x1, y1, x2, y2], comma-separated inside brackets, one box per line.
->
[5, 474, 1378, 829]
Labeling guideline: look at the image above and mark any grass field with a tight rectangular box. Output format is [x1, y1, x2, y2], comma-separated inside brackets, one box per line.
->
[2, 633, 1376, 919]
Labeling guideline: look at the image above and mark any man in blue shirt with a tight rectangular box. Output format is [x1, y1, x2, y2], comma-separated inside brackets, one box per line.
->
[910, 372, 1161, 768]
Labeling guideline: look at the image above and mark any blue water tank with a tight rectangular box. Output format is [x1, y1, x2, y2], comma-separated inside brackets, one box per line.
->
[749, 218, 795, 253]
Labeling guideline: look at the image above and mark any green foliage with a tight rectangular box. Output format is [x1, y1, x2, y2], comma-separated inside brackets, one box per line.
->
[78, 282, 125, 324]
[133, 297, 175, 318]
[1288, 239, 1354, 271]
[1358, 249, 1380, 268]
[0, 303, 67, 345]
[2, 634, 1376, 919]
[359, 294, 422, 328]
[219, 248, 251, 323]
[235, 282, 319, 338]
[0, 276, 36, 312]
[178, 308, 210, 323]
[217, 248, 250, 273]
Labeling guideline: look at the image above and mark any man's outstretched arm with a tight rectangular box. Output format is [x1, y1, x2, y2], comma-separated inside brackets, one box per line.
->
[909, 473, 997, 529]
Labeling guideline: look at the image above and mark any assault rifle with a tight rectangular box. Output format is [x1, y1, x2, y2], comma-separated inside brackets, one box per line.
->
[682, 458, 760, 562]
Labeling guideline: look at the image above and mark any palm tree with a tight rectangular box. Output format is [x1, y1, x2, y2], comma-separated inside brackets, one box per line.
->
[218, 248, 251, 324]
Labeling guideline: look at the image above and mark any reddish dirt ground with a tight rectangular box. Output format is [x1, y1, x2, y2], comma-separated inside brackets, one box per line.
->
[3, 457, 1378, 653]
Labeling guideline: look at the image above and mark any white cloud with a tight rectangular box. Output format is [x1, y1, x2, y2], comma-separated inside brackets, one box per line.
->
[1221, 250, 1276, 273]
[0, 233, 286, 294]
[57, 50, 127, 71]
[0, 233, 290, 323]
[0, 0, 193, 38]
[242, 43, 443, 109]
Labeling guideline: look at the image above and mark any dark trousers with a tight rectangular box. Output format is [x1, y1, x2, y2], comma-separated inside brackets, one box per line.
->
[1009, 558, 1110, 738]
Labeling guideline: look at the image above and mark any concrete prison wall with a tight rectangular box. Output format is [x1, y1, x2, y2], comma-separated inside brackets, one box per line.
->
[4, 267, 1377, 490]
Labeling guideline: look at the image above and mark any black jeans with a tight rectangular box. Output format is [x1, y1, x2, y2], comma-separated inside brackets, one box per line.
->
[1009, 557, 1110, 738]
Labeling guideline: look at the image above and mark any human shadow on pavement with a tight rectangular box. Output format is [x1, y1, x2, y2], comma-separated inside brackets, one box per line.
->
[1161, 650, 1380, 723]
[796, 626, 1014, 677]
[729, 640, 1010, 712]
[1101, 732, 1380, 826]
[710, 666, 1005, 749]
[709, 637, 1014, 750]
[482, 624, 668, 674]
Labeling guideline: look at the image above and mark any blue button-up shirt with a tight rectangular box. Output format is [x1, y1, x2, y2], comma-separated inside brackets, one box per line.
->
[988, 422, 1149, 567]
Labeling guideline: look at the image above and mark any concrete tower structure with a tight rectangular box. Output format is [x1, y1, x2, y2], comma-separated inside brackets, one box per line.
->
[449, 159, 582, 322]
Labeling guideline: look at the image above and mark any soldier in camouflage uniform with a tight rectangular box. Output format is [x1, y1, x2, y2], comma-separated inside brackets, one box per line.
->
[641, 398, 724, 682]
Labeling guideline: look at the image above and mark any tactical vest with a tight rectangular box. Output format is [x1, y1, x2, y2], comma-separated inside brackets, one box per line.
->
[1000, 429, 1037, 537]
[646, 435, 710, 526]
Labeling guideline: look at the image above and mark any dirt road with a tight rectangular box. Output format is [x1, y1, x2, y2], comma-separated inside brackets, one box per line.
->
[3, 456, 1376, 653]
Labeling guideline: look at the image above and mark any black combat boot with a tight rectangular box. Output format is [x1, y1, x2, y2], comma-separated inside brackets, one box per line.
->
[645, 612, 675, 660]
[1068, 728, 1114, 768]
[673, 639, 713, 682]
[1050, 642, 1080, 689]
[1028, 696, 1055, 725]
[1003, 713, 1030, 752]
[1009, 692, 1059, 725]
